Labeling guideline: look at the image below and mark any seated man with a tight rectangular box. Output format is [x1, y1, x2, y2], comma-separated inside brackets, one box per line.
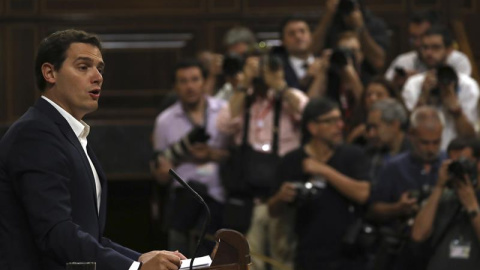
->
[385, 12, 471, 88]
[0, 29, 184, 270]
[402, 26, 479, 150]
[412, 138, 480, 270]
[268, 97, 370, 270]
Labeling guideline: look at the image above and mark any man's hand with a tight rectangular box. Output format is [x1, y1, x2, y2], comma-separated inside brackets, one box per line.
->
[302, 158, 328, 176]
[263, 64, 287, 92]
[345, 9, 365, 31]
[240, 56, 260, 88]
[421, 71, 437, 94]
[150, 156, 174, 184]
[440, 82, 461, 114]
[189, 143, 211, 163]
[325, 0, 340, 14]
[275, 182, 298, 203]
[436, 160, 452, 189]
[396, 192, 419, 216]
[140, 250, 187, 270]
[455, 177, 480, 212]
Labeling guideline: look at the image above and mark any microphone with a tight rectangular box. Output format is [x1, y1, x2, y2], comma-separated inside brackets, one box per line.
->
[169, 169, 211, 270]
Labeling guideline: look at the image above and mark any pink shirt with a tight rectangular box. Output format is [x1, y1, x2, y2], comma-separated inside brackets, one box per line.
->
[216, 89, 308, 157]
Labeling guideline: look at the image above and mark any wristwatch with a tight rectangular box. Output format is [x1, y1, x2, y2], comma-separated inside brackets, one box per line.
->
[468, 208, 480, 219]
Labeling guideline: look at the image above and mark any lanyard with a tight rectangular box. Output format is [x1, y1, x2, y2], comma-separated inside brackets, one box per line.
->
[183, 101, 209, 129]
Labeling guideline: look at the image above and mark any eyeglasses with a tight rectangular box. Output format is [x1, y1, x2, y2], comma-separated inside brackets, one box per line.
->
[314, 116, 343, 125]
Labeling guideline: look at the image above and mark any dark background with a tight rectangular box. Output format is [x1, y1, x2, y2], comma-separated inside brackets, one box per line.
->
[0, 0, 478, 252]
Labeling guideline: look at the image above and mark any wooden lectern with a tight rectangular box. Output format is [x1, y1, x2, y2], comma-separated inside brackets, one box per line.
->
[203, 229, 251, 270]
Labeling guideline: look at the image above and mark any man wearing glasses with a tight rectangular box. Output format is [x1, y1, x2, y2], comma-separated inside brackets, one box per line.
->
[268, 97, 370, 270]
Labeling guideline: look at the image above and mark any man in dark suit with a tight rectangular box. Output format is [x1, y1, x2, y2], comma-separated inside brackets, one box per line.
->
[0, 29, 185, 270]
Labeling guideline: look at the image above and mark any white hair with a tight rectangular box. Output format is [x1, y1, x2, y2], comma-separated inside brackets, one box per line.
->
[409, 106, 445, 130]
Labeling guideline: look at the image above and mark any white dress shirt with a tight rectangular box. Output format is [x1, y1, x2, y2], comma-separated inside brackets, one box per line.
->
[289, 55, 315, 81]
[41, 96, 142, 270]
[385, 50, 472, 81]
[402, 73, 480, 150]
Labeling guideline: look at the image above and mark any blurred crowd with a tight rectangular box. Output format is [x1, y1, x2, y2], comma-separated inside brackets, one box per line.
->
[150, 1, 480, 270]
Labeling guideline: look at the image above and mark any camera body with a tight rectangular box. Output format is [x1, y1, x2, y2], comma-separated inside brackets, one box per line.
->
[152, 126, 211, 167]
[338, 0, 358, 15]
[290, 179, 326, 206]
[447, 157, 478, 187]
[329, 47, 355, 73]
[430, 65, 459, 97]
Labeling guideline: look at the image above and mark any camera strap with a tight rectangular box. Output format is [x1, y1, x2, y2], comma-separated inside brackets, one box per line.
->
[241, 91, 282, 155]
[183, 99, 209, 129]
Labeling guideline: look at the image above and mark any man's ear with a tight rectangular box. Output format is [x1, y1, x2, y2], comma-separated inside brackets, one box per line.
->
[41, 63, 56, 85]
[307, 122, 318, 137]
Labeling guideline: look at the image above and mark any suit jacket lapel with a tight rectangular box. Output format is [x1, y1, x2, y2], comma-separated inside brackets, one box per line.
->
[34, 98, 100, 217]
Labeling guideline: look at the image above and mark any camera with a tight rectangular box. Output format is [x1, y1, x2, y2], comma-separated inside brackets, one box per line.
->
[291, 180, 324, 206]
[338, 0, 358, 15]
[447, 157, 478, 187]
[431, 65, 458, 97]
[152, 126, 211, 167]
[329, 47, 355, 73]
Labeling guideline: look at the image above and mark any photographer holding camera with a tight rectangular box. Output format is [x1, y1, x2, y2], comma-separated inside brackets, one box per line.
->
[411, 139, 480, 270]
[310, 0, 388, 72]
[217, 54, 308, 270]
[268, 97, 370, 270]
[151, 59, 229, 255]
[402, 26, 479, 150]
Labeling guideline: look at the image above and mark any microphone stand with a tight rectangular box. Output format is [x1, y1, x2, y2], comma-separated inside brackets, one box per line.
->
[169, 169, 212, 270]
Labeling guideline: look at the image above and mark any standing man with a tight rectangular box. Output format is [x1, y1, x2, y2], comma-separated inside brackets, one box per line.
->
[268, 97, 370, 270]
[0, 29, 185, 270]
[151, 60, 228, 256]
[402, 26, 479, 150]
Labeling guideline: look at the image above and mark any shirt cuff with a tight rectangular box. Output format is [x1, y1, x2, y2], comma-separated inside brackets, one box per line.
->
[129, 261, 141, 270]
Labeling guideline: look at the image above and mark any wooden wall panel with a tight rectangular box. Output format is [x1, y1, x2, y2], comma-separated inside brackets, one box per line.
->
[6, 0, 37, 15]
[208, 0, 241, 13]
[7, 26, 36, 119]
[0, 27, 6, 122]
[41, 0, 206, 15]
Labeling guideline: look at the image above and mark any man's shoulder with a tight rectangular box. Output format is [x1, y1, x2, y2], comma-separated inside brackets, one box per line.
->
[206, 96, 227, 113]
[393, 51, 418, 64]
[459, 73, 480, 90]
[155, 101, 182, 125]
[403, 72, 426, 92]
[281, 147, 306, 162]
[382, 152, 410, 171]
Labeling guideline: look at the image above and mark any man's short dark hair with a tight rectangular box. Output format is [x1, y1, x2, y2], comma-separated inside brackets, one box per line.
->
[447, 137, 471, 154]
[35, 29, 102, 92]
[279, 15, 310, 41]
[301, 97, 339, 144]
[409, 10, 438, 25]
[173, 59, 208, 84]
[423, 25, 454, 48]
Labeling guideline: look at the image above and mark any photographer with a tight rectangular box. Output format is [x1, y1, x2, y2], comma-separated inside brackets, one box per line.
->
[411, 139, 480, 270]
[402, 26, 479, 150]
[310, 0, 389, 71]
[368, 106, 446, 270]
[268, 98, 370, 270]
[151, 59, 229, 255]
[385, 12, 471, 89]
[217, 54, 308, 270]
[308, 32, 365, 132]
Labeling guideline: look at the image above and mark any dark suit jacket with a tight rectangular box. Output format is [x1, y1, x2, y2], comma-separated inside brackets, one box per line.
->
[0, 98, 140, 270]
[271, 46, 306, 92]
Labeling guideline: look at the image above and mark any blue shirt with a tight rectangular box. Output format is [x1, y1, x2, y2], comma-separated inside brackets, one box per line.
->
[371, 151, 447, 203]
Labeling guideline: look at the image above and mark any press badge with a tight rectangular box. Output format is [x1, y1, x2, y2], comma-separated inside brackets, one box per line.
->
[196, 163, 215, 176]
[449, 238, 471, 259]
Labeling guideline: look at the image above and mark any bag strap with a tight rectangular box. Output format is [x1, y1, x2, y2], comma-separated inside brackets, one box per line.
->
[241, 91, 283, 155]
